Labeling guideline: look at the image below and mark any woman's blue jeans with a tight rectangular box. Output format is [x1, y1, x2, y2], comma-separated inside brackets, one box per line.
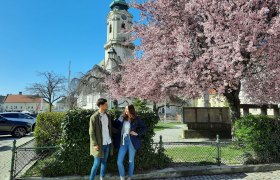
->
[117, 135, 136, 177]
[90, 144, 110, 180]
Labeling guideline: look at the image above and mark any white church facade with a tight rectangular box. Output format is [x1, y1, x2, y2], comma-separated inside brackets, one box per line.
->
[77, 0, 134, 110]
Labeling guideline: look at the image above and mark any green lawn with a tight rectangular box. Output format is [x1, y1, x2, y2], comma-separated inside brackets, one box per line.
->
[154, 122, 182, 131]
[164, 145, 247, 165]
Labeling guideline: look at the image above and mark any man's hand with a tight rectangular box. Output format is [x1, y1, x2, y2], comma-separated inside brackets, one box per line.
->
[94, 145, 99, 151]
[130, 131, 138, 136]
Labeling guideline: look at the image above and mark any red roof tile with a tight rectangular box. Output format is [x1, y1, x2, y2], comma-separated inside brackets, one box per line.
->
[4, 94, 43, 103]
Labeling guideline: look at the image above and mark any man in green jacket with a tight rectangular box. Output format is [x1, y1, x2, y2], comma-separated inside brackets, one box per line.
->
[89, 98, 113, 180]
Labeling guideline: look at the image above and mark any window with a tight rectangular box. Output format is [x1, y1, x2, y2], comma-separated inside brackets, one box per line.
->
[19, 114, 33, 119]
[1, 113, 19, 118]
[109, 24, 112, 33]
[121, 23, 126, 29]
[0, 116, 6, 121]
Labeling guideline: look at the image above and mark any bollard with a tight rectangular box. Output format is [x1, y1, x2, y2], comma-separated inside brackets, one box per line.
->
[10, 140, 16, 180]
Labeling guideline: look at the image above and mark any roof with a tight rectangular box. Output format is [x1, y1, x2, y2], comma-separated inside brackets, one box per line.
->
[208, 89, 217, 95]
[110, 0, 129, 10]
[0, 96, 6, 103]
[4, 94, 44, 103]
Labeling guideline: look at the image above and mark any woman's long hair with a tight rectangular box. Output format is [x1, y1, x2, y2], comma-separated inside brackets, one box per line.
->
[123, 105, 137, 121]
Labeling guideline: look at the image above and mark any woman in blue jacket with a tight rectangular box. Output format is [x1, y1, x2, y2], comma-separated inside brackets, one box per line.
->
[113, 105, 147, 180]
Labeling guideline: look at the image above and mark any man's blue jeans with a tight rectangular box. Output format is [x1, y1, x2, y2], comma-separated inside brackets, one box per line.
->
[117, 135, 136, 177]
[90, 144, 110, 180]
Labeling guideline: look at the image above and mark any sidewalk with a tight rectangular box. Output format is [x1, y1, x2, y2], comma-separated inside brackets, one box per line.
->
[0, 134, 34, 180]
[21, 163, 280, 180]
[153, 124, 230, 142]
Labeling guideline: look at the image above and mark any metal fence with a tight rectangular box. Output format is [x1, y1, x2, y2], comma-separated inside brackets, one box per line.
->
[10, 139, 58, 180]
[153, 135, 253, 167]
[9, 136, 260, 179]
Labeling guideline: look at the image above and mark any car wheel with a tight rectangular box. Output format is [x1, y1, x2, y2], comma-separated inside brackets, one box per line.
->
[12, 127, 27, 138]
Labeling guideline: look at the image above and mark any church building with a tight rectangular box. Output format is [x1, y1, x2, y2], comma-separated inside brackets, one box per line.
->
[77, 0, 134, 109]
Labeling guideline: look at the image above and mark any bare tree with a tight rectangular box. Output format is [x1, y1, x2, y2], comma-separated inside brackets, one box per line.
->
[27, 72, 66, 112]
[77, 65, 110, 96]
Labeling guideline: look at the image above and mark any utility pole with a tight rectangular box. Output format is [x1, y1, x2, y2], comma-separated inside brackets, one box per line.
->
[67, 61, 71, 110]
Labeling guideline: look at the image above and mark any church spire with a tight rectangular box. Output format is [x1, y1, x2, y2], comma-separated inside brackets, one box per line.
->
[110, 0, 129, 11]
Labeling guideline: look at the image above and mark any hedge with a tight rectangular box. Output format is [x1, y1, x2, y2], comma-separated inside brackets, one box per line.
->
[35, 108, 170, 177]
[234, 115, 280, 163]
[34, 112, 65, 147]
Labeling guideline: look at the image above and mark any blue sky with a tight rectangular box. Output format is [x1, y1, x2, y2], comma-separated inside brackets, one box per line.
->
[0, 0, 139, 95]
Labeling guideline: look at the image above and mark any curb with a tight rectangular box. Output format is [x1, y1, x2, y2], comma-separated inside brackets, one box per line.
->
[20, 163, 280, 180]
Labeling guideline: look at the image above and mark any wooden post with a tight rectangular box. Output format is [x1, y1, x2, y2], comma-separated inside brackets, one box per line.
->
[243, 107, 249, 116]
[274, 107, 279, 117]
[261, 106, 268, 115]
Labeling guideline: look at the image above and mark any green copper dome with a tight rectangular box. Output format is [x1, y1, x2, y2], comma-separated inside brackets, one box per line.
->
[110, 0, 129, 11]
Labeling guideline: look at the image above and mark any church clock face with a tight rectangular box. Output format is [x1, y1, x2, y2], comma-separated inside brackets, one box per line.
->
[121, 14, 127, 20]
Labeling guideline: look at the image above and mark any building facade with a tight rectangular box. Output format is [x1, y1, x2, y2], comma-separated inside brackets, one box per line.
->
[3, 92, 48, 113]
[77, 0, 134, 110]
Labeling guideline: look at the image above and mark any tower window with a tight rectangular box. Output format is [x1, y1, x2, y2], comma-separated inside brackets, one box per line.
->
[109, 24, 112, 33]
[121, 23, 126, 29]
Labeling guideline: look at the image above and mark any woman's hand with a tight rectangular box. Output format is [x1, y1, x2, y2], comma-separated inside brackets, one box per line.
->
[130, 131, 138, 136]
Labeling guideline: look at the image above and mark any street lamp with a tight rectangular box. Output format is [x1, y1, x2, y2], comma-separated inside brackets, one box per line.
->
[108, 47, 117, 60]
[108, 47, 122, 71]
[107, 46, 122, 109]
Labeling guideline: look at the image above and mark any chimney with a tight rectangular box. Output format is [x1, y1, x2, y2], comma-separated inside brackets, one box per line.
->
[19, 92, 22, 95]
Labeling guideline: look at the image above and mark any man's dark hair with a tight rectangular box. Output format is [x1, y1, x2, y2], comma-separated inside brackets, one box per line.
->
[97, 98, 107, 107]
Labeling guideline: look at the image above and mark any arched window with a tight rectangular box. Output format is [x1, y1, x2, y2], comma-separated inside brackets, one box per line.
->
[121, 23, 126, 29]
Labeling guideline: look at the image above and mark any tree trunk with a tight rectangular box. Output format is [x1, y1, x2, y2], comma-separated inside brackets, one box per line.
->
[49, 102, 52, 112]
[224, 84, 241, 139]
[153, 102, 158, 114]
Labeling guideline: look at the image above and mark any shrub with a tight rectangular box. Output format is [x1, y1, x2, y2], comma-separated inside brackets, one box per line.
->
[34, 112, 65, 147]
[38, 108, 170, 177]
[234, 115, 280, 163]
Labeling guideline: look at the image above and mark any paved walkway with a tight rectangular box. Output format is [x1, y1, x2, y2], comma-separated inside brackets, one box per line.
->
[157, 170, 280, 179]
[0, 134, 34, 180]
[153, 124, 229, 143]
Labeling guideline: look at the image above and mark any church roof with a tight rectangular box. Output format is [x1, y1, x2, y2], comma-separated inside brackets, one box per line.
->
[110, 0, 129, 11]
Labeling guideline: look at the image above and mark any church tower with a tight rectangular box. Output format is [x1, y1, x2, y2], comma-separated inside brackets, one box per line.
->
[104, 0, 134, 71]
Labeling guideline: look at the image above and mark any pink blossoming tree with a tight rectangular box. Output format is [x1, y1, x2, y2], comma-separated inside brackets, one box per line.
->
[106, 0, 280, 127]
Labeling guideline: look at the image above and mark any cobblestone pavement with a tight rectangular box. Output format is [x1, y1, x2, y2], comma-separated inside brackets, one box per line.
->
[157, 170, 280, 180]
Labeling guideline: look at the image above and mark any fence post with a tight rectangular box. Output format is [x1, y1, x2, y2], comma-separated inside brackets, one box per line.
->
[10, 140, 16, 180]
[158, 135, 163, 168]
[216, 134, 221, 166]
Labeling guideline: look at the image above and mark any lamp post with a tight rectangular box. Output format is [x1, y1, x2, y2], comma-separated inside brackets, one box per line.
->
[107, 46, 121, 109]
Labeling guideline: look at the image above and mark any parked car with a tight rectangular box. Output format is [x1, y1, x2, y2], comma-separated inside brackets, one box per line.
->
[0, 112, 36, 131]
[0, 115, 32, 137]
